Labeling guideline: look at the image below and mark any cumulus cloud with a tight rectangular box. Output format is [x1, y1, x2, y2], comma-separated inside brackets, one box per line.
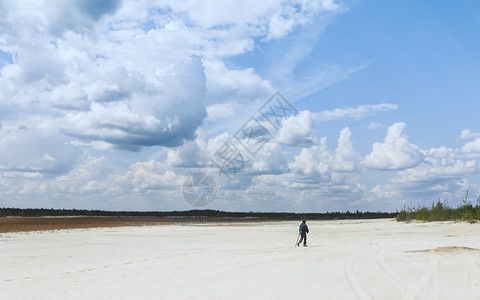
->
[462, 139, 480, 155]
[60, 57, 207, 151]
[206, 103, 237, 121]
[0, 118, 80, 174]
[206, 132, 236, 158]
[246, 171, 367, 212]
[367, 156, 480, 211]
[333, 128, 361, 172]
[424, 146, 458, 159]
[460, 129, 480, 140]
[11, 153, 114, 200]
[276, 110, 314, 147]
[364, 137, 480, 209]
[203, 128, 289, 179]
[247, 142, 288, 174]
[166, 140, 208, 168]
[204, 60, 273, 105]
[5, 0, 448, 212]
[1, 4, 210, 151]
[364, 122, 424, 170]
[48, 154, 113, 194]
[0, 0, 343, 155]
[289, 127, 361, 179]
[118, 160, 180, 193]
[289, 137, 332, 178]
[0, 0, 121, 38]
[456, 130, 480, 157]
[395, 159, 477, 183]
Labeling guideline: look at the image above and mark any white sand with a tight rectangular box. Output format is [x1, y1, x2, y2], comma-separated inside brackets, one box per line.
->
[2, 219, 480, 299]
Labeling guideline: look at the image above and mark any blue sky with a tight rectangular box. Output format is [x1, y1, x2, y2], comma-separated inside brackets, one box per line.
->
[0, 0, 479, 212]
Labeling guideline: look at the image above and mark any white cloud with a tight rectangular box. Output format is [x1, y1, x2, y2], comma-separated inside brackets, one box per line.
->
[395, 159, 477, 183]
[364, 139, 480, 209]
[276, 110, 314, 146]
[319, 0, 341, 10]
[13, 153, 114, 197]
[118, 160, 180, 193]
[289, 126, 361, 178]
[267, 14, 295, 39]
[0, 0, 343, 155]
[333, 128, 361, 172]
[8, 0, 476, 213]
[204, 60, 273, 105]
[158, 0, 341, 59]
[60, 57, 207, 151]
[0, 0, 393, 213]
[289, 137, 332, 178]
[49, 155, 112, 194]
[206, 132, 236, 157]
[166, 140, 208, 168]
[460, 129, 480, 140]
[163, 0, 339, 42]
[0, 118, 81, 174]
[455, 130, 480, 157]
[462, 138, 480, 155]
[314, 103, 399, 122]
[247, 142, 288, 174]
[364, 122, 424, 170]
[206, 103, 237, 121]
[245, 171, 367, 211]
[1, 8, 210, 151]
[424, 146, 458, 159]
[366, 121, 383, 130]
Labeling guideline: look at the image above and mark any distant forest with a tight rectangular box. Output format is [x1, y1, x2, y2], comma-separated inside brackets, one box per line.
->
[0, 208, 396, 220]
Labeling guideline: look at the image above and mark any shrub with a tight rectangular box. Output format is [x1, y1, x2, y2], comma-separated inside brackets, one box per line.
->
[396, 193, 480, 223]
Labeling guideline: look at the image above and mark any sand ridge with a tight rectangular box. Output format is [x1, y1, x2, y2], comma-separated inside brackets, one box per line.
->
[409, 246, 480, 254]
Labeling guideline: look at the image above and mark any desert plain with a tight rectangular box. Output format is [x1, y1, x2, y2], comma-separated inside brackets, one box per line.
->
[1, 218, 480, 299]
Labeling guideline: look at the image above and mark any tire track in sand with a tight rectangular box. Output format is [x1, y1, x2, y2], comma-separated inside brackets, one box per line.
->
[395, 254, 440, 300]
[461, 256, 476, 299]
[345, 255, 372, 300]
[375, 250, 409, 291]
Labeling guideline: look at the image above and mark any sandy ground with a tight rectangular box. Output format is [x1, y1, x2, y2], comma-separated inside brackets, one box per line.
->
[0, 217, 175, 233]
[0, 217, 267, 233]
[2, 219, 480, 299]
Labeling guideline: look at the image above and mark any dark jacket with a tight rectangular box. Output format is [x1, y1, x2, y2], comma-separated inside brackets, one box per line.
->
[299, 223, 309, 234]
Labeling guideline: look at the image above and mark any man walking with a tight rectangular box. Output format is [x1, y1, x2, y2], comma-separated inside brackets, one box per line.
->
[297, 220, 309, 247]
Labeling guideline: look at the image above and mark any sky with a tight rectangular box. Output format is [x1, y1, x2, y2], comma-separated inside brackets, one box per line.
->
[1, 0, 480, 212]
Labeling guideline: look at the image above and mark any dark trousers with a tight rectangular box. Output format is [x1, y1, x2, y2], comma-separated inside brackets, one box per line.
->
[299, 232, 307, 245]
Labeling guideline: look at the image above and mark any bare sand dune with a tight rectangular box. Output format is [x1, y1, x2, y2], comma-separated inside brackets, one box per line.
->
[410, 246, 480, 254]
[2, 219, 480, 299]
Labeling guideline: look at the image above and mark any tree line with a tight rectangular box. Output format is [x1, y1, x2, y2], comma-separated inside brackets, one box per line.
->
[0, 207, 396, 220]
